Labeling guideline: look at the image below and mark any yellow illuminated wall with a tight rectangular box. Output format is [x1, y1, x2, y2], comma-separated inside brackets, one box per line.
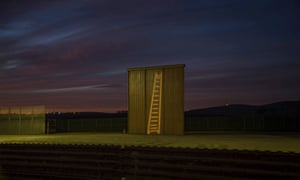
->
[128, 64, 185, 135]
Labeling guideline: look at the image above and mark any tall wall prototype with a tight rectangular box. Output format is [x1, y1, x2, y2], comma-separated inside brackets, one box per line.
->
[128, 64, 185, 135]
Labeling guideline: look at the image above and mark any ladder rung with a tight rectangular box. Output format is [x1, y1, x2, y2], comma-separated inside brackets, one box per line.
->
[149, 130, 158, 132]
[150, 124, 158, 126]
[149, 131, 158, 133]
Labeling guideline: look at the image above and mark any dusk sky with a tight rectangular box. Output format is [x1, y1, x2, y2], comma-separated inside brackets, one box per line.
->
[0, 0, 299, 112]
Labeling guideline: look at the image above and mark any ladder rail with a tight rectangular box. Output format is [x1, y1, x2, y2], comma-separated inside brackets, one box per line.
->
[147, 71, 162, 134]
[157, 71, 163, 134]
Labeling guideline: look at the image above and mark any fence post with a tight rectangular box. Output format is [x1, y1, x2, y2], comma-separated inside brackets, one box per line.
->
[18, 107, 21, 135]
[31, 107, 34, 134]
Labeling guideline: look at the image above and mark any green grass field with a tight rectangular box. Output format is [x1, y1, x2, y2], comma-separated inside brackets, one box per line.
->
[0, 132, 300, 153]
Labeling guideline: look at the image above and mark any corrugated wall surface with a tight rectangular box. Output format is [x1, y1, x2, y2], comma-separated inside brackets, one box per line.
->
[163, 67, 184, 135]
[128, 70, 146, 134]
[145, 69, 156, 129]
[0, 106, 45, 135]
[128, 64, 185, 135]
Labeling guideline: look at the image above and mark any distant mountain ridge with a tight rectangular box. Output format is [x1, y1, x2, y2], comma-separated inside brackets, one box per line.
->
[185, 101, 300, 117]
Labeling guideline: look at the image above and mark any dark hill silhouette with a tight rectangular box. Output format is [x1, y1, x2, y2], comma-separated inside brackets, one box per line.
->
[261, 101, 300, 115]
[185, 100, 300, 118]
[185, 104, 258, 116]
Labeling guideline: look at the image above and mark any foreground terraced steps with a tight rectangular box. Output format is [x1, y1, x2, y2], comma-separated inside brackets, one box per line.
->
[0, 143, 300, 179]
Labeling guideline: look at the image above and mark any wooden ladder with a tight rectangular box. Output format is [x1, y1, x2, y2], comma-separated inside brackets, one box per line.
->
[147, 71, 163, 134]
